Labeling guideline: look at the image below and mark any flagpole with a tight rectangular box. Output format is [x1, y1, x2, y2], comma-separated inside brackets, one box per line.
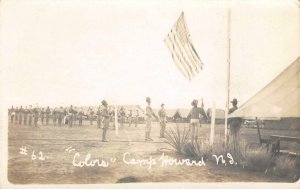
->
[224, 8, 231, 145]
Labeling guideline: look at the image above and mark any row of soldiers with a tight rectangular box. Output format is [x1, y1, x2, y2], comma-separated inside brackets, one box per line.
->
[87, 106, 140, 129]
[8, 106, 76, 127]
[8, 105, 141, 128]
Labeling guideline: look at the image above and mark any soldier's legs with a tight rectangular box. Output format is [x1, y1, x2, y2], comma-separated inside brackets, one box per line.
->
[46, 115, 49, 125]
[29, 116, 32, 126]
[191, 123, 196, 143]
[11, 116, 14, 123]
[19, 115, 22, 125]
[73, 116, 77, 126]
[69, 116, 72, 127]
[90, 118, 93, 125]
[97, 118, 100, 128]
[160, 122, 166, 138]
[102, 120, 109, 141]
[145, 118, 152, 140]
[24, 116, 27, 125]
[34, 117, 38, 127]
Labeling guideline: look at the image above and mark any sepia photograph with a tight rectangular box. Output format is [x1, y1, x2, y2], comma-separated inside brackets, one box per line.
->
[0, 0, 299, 188]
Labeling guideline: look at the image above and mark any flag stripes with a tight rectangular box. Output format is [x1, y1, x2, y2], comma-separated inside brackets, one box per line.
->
[164, 12, 203, 80]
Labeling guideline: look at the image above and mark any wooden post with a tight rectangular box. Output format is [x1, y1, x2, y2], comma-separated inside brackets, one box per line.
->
[256, 117, 262, 145]
[224, 8, 231, 145]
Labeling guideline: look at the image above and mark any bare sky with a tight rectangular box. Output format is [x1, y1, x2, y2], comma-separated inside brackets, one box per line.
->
[1, 0, 299, 109]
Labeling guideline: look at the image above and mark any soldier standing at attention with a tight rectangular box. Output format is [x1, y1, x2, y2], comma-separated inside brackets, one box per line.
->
[28, 106, 32, 126]
[135, 109, 139, 127]
[40, 108, 45, 125]
[110, 108, 115, 130]
[101, 100, 110, 142]
[73, 107, 78, 126]
[228, 98, 242, 156]
[128, 110, 132, 127]
[89, 108, 95, 125]
[119, 107, 126, 129]
[57, 107, 64, 127]
[53, 107, 58, 126]
[19, 106, 23, 125]
[158, 103, 167, 138]
[187, 99, 208, 143]
[9, 106, 15, 123]
[68, 105, 74, 128]
[78, 108, 84, 126]
[145, 97, 158, 141]
[23, 107, 28, 125]
[33, 107, 39, 127]
[15, 107, 19, 124]
[96, 106, 102, 128]
[45, 106, 51, 125]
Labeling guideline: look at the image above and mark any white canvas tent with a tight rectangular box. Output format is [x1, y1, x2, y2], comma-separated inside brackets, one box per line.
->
[229, 57, 300, 119]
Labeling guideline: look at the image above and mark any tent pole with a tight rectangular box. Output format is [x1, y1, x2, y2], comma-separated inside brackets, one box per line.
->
[224, 8, 231, 145]
[210, 101, 216, 147]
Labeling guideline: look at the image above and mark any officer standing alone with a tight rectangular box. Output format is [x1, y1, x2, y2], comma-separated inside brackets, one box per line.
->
[145, 97, 158, 141]
[158, 103, 167, 138]
[101, 100, 110, 142]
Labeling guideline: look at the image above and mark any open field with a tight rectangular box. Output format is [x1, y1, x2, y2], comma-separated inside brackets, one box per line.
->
[8, 121, 300, 184]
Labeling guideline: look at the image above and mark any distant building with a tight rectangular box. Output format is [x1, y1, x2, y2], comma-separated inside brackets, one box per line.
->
[206, 108, 225, 124]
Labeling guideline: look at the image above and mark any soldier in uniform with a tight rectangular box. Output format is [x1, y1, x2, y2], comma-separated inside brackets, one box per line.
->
[158, 103, 167, 138]
[28, 106, 32, 126]
[128, 110, 133, 127]
[228, 98, 242, 156]
[57, 107, 64, 126]
[73, 107, 78, 126]
[187, 99, 208, 143]
[23, 107, 28, 125]
[135, 109, 139, 127]
[15, 107, 19, 124]
[119, 107, 126, 129]
[19, 106, 23, 125]
[78, 108, 84, 126]
[40, 108, 45, 125]
[145, 97, 158, 141]
[45, 106, 51, 125]
[101, 100, 110, 142]
[33, 107, 39, 127]
[63, 108, 68, 125]
[96, 106, 102, 128]
[68, 105, 74, 127]
[89, 108, 95, 125]
[9, 106, 15, 123]
[53, 107, 58, 126]
[109, 108, 115, 130]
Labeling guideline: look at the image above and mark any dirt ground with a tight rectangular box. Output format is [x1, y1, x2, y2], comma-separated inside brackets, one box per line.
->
[7, 120, 300, 184]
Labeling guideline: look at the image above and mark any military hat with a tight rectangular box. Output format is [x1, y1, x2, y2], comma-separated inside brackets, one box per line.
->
[146, 97, 151, 103]
[101, 100, 108, 106]
[191, 99, 198, 106]
[231, 98, 238, 104]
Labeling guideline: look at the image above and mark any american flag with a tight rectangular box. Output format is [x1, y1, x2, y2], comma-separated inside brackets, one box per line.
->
[164, 12, 203, 81]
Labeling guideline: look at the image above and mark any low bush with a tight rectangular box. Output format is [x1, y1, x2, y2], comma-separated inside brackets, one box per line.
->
[274, 156, 297, 177]
[183, 139, 211, 161]
[245, 147, 272, 172]
[165, 125, 190, 154]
